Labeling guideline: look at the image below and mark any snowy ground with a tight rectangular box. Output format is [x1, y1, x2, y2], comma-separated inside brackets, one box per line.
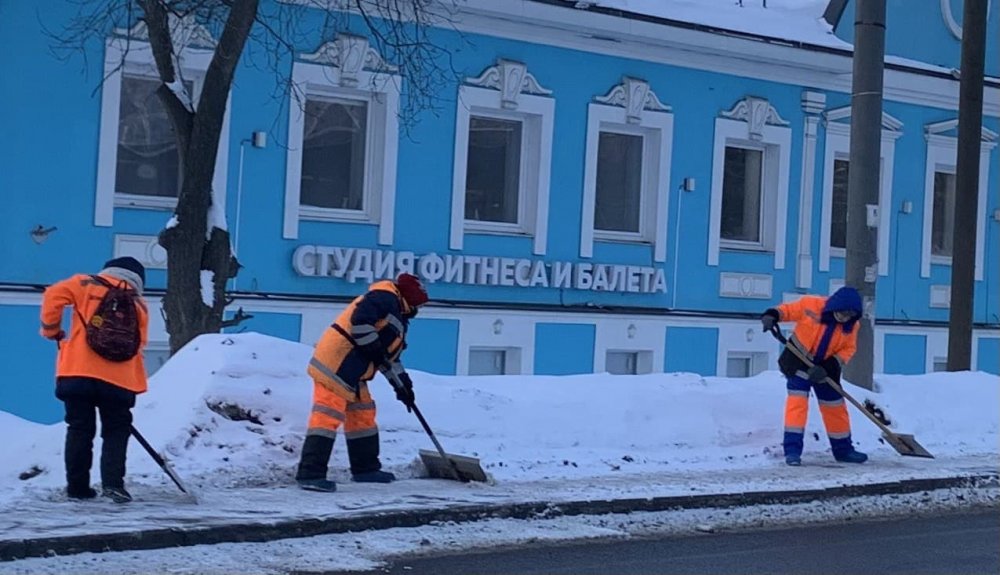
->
[1, 332, 997, 573]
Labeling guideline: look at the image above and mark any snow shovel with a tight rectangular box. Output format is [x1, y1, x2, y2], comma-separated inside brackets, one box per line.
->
[767, 326, 934, 459]
[381, 369, 488, 482]
[130, 425, 199, 500]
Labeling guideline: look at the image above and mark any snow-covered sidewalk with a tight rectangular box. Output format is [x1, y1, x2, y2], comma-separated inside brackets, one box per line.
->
[2, 333, 997, 561]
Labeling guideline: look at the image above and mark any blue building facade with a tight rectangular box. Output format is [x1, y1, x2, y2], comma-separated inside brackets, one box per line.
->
[1, 0, 998, 423]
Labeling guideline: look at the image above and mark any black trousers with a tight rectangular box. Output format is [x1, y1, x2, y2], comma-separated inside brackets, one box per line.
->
[55, 377, 137, 490]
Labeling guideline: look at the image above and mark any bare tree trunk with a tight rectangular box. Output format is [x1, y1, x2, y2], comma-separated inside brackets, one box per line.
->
[146, 0, 260, 354]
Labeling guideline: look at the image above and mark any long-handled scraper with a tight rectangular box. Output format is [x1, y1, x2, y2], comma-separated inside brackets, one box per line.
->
[382, 369, 489, 482]
[768, 326, 933, 458]
[131, 425, 199, 501]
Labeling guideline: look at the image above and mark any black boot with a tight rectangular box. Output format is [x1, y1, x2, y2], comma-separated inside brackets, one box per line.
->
[296, 434, 335, 481]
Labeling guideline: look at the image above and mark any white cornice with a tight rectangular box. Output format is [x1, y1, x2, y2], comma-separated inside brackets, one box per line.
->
[594, 77, 671, 123]
[114, 13, 216, 50]
[446, 0, 999, 118]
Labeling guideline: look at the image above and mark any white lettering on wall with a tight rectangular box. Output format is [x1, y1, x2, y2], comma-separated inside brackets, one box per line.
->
[291, 246, 668, 294]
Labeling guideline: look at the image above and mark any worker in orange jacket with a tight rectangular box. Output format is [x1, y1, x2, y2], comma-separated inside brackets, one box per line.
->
[761, 286, 867, 466]
[39, 257, 149, 502]
[295, 273, 429, 492]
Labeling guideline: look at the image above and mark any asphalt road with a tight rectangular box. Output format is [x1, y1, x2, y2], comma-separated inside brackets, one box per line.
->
[319, 508, 999, 575]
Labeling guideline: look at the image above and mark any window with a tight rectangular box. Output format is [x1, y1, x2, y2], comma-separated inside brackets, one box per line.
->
[931, 171, 957, 257]
[726, 352, 768, 378]
[450, 60, 554, 255]
[300, 98, 368, 211]
[469, 348, 507, 375]
[283, 35, 400, 244]
[580, 78, 672, 261]
[116, 76, 192, 199]
[932, 357, 948, 372]
[606, 351, 639, 375]
[921, 119, 996, 279]
[708, 97, 791, 268]
[721, 146, 764, 244]
[465, 117, 522, 223]
[595, 131, 643, 233]
[819, 107, 901, 274]
[95, 23, 229, 226]
[143, 345, 171, 376]
[467, 347, 522, 375]
[830, 159, 849, 250]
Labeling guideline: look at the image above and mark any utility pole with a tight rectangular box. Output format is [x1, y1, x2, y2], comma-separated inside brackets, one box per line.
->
[843, 0, 885, 390]
[947, 0, 988, 371]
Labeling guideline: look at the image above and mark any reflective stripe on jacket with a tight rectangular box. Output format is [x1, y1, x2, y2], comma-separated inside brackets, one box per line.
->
[308, 281, 412, 399]
[776, 295, 857, 365]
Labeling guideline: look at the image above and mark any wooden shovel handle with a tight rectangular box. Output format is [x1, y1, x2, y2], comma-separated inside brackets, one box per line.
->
[769, 327, 901, 438]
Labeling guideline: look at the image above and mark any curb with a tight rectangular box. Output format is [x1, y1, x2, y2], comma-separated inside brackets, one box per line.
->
[1, 474, 996, 562]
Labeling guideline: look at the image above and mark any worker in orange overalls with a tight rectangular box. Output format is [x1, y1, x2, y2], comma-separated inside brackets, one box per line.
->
[295, 273, 429, 492]
[39, 257, 149, 503]
[761, 286, 867, 466]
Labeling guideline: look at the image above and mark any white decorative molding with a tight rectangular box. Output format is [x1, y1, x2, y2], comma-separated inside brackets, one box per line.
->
[819, 105, 901, 277]
[720, 96, 790, 141]
[466, 59, 553, 110]
[115, 13, 216, 50]
[940, 0, 994, 40]
[580, 77, 673, 262]
[283, 49, 400, 243]
[920, 118, 995, 280]
[828, 278, 845, 295]
[594, 77, 671, 124]
[719, 273, 773, 299]
[930, 284, 951, 308]
[796, 90, 826, 289]
[300, 34, 398, 87]
[825, 105, 905, 135]
[708, 102, 791, 269]
[924, 118, 999, 145]
[113, 234, 168, 270]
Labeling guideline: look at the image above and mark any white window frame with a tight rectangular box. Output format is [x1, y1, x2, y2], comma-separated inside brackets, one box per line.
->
[467, 346, 521, 376]
[580, 78, 673, 262]
[708, 97, 791, 268]
[725, 351, 769, 378]
[283, 35, 400, 243]
[819, 108, 902, 275]
[921, 119, 997, 279]
[450, 60, 554, 255]
[95, 25, 230, 226]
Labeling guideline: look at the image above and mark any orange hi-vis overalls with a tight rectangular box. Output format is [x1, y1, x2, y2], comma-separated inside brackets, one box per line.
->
[774, 295, 859, 458]
[296, 281, 412, 480]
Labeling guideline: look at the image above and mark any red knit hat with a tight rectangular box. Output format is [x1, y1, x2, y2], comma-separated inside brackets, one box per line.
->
[396, 273, 429, 307]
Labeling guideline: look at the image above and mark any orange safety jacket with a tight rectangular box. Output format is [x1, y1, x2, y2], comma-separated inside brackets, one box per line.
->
[308, 281, 412, 400]
[776, 295, 857, 366]
[39, 274, 149, 394]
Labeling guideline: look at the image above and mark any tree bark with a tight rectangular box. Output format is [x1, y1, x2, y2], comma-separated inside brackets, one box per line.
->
[145, 0, 260, 354]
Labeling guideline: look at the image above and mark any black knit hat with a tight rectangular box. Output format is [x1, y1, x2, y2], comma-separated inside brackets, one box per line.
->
[103, 256, 146, 284]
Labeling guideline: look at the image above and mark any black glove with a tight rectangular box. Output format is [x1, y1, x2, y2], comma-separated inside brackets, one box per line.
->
[761, 309, 780, 332]
[394, 371, 415, 412]
[358, 339, 386, 364]
[806, 364, 828, 383]
[46, 330, 66, 342]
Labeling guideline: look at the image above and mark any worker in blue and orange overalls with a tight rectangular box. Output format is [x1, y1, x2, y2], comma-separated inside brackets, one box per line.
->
[761, 286, 867, 466]
[294, 273, 429, 492]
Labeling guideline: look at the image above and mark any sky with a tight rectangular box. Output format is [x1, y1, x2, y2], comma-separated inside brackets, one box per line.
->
[0, 331, 997, 574]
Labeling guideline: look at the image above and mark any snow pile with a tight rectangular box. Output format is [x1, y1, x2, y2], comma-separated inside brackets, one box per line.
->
[1, 332, 998, 504]
[591, 0, 849, 49]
